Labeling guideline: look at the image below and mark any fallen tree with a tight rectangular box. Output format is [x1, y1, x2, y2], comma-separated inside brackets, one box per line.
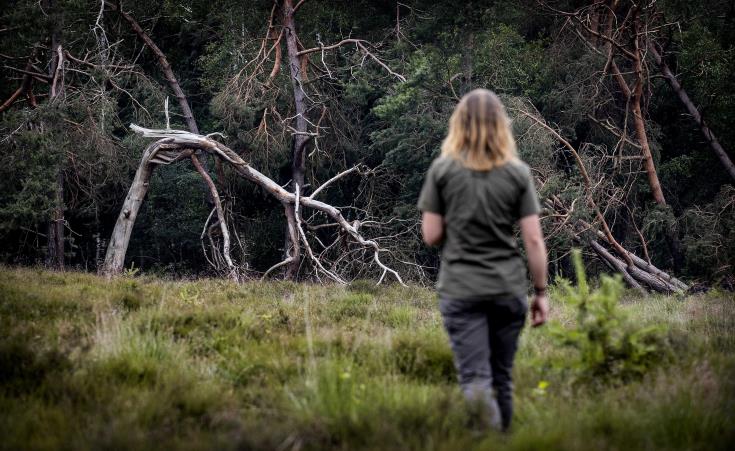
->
[514, 105, 689, 293]
[101, 125, 405, 286]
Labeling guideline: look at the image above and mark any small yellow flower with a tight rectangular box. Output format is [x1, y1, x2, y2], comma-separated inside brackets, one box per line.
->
[532, 380, 549, 396]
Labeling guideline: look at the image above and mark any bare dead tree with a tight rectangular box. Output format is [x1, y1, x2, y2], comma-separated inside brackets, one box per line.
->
[107, 0, 238, 279]
[513, 102, 688, 293]
[545, 0, 668, 205]
[209, 0, 407, 280]
[102, 124, 406, 286]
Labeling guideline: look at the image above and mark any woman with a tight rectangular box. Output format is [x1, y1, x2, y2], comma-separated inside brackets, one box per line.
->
[417, 89, 549, 431]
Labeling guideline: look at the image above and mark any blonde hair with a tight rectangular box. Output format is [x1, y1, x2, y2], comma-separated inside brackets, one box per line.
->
[441, 89, 517, 171]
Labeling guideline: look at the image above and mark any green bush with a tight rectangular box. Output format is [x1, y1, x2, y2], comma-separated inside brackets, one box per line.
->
[552, 249, 669, 382]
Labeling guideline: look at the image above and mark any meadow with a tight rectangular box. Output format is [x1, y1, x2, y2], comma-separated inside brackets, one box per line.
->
[0, 266, 733, 450]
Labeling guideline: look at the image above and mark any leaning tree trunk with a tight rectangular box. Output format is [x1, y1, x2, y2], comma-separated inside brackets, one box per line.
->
[648, 43, 735, 181]
[101, 144, 157, 275]
[101, 143, 193, 275]
[630, 16, 666, 206]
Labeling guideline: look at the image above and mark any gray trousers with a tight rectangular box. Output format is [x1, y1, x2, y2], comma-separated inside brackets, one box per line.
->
[439, 296, 527, 431]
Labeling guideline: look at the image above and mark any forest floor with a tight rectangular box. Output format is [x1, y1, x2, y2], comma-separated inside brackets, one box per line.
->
[0, 266, 733, 450]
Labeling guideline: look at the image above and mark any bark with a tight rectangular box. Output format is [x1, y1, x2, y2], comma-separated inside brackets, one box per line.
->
[593, 234, 681, 294]
[46, 10, 65, 270]
[101, 143, 193, 275]
[589, 239, 645, 293]
[588, 227, 688, 290]
[648, 43, 735, 181]
[630, 98, 666, 205]
[46, 170, 65, 270]
[282, 0, 309, 278]
[461, 32, 474, 94]
[101, 143, 157, 275]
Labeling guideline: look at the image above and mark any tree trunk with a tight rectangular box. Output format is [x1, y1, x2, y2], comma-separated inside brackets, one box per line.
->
[282, 0, 309, 278]
[461, 32, 474, 94]
[648, 43, 735, 181]
[46, 8, 65, 270]
[631, 97, 666, 205]
[101, 143, 193, 275]
[630, 17, 666, 206]
[101, 144, 157, 275]
[589, 239, 645, 292]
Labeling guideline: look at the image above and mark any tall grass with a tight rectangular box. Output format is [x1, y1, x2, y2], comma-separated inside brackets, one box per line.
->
[0, 266, 733, 450]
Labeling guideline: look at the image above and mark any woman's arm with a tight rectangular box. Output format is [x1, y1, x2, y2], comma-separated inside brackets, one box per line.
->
[520, 214, 549, 327]
[421, 211, 444, 246]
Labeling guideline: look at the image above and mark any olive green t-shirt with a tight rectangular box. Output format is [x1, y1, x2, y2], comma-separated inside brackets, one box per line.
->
[417, 156, 541, 300]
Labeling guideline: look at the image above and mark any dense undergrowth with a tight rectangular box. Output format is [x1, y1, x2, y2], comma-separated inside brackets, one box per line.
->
[0, 266, 733, 450]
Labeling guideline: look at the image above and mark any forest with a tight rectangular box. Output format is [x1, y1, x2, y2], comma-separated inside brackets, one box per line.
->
[1, 0, 734, 288]
[1, 0, 734, 449]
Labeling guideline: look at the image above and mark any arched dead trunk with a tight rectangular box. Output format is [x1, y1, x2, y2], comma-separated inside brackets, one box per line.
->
[101, 142, 193, 275]
[101, 125, 405, 286]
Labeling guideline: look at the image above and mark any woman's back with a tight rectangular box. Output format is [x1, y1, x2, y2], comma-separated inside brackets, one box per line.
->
[418, 156, 540, 300]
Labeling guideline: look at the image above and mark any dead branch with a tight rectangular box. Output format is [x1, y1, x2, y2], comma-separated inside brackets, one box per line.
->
[308, 165, 362, 199]
[190, 154, 237, 281]
[516, 104, 687, 292]
[516, 107, 634, 266]
[112, 0, 198, 133]
[296, 38, 368, 56]
[102, 124, 406, 285]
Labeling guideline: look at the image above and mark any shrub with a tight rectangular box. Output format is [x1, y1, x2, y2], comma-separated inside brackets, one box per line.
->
[551, 249, 669, 382]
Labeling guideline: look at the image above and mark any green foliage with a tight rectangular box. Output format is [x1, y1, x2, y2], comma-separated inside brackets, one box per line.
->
[551, 250, 669, 381]
[680, 185, 735, 281]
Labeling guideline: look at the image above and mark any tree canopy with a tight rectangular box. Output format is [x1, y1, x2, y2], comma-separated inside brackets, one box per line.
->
[1, 0, 733, 288]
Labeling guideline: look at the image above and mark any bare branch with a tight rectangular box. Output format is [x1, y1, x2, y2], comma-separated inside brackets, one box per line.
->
[113, 124, 407, 285]
[308, 165, 361, 200]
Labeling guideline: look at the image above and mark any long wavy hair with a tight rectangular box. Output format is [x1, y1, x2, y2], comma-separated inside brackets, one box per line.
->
[441, 89, 517, 171]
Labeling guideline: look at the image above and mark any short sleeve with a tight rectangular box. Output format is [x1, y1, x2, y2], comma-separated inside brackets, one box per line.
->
[518, 165, 541, 218]
[417, 159, 445, 214]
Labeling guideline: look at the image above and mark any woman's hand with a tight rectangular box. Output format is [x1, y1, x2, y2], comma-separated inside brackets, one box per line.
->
[530, 294, 549, 327]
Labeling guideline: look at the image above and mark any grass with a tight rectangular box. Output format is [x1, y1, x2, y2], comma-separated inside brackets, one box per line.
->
[0, 266, 733, 450]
